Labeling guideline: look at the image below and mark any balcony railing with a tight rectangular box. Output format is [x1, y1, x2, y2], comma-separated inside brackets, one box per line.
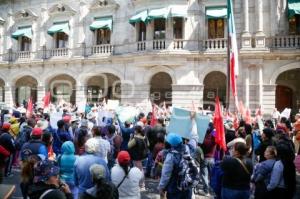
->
[272, 35, 300, 49]
[153, 39, 166, 50]
[204, 38, 227, 51]
[137, 41, 146, 51]
[92, 44, 113, 55]
[173, 39, 185, 50]
[16, 51, 31, 59]
[51, 48, 69, 57]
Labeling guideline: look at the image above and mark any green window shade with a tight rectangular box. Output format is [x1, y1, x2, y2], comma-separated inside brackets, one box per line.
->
[47, 23, 69, 35]
[129, 10, 148, 24]
[170, 6, 187, 18]
[288, 0, 300, 18]
[147, 8, 169, 22]
[90, 17, 113, 31]
[12, 27, 32, 40]
[206, 7, 227, 19]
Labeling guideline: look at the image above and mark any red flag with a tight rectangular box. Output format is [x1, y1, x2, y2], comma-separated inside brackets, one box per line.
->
[245, 108, 251, 124]
[43, 91, 51, 108]
[213, 96, 227, 151]
[233, 113, 239, 129]
[150, 104, 158, 127]
[26, 98, 33, 118]
[238, 101, 246, 118]
[255, 106, 262, 117]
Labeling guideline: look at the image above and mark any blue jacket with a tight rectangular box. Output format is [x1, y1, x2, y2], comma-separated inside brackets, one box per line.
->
[74, 154, 110, 194]
[59, 141, 77, 184]
[252, 159, 276, 185]
[53, 128, 72, 155]
[20, 140, 48, 161]
[267, 160, 285, 191]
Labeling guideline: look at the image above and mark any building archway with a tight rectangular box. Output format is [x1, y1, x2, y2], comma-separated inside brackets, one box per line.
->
[15, 76, 38, 105]
[86, 73, 121, 102]
[203, 71, 226, 110]
[275, 68, 300, 114]
[47, 74, 76, 105]
[150, 72, 172, 106]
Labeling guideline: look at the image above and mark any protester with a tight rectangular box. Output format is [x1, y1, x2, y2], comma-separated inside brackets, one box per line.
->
[82, 164, 118, 199]
[158, 133, 193, 199]
[267, 140, 296, 199]
[74, 138, 110, 197]
[117, 117, 134, 150]
[128, 125, 148, 189]
[28, 159, 73, 199]
[293, 113, 300, 154]
[53, 120, 72, 155]
[252, 146, 277, 199]
[255, 128, 274, 162]
[0, 122, 16, 177]
[221, 142, 253, 199]
[111, 151, 143, 199]
[20, 127, 48, 161]
[58, 141, 78, 199]
[90, 126, 111, 163]
[42, 130, 55, 160]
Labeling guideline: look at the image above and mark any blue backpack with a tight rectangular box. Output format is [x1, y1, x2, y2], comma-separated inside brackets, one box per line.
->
[253, 130, 261, 151]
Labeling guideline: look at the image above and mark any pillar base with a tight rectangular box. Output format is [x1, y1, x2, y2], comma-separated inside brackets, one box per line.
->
[254, 31, 268, 50]
[240, 32, 252, 50]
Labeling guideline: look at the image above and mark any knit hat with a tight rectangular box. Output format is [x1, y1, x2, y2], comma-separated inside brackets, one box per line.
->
[117, 151, 131, 166]
[90, 164, 106, 180]
[166, 133, 182, 147]
[85, 138, 98, 154]
[33, 160, 60, 183]
[1, 122, 11, 131]
[31, 127, 43, 137]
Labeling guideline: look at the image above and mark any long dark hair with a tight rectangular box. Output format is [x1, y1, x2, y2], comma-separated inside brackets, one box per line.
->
[276, 142, 296, 198]
[120, 164, 130, 175]
[21, 155, 40, 183]
[94, 178, 114, 199]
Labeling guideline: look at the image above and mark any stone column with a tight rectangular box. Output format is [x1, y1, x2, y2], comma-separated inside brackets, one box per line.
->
[172, 84, 203, 109]
[75, 81, 86, 105]
[258, 66, 263, 107]
[36, 83, 46, 107]
[4, 83, 14, 108]
[262, 84, 276, 116]
[255, 0, 266, 48]
[245, 67, 250, 108]
[121, 84, 150, 107]
[241, 0, 252, 49]
[146, 21, 154, 50]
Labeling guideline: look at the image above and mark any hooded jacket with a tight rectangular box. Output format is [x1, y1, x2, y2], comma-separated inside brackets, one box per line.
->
[59, 141, 77, 183]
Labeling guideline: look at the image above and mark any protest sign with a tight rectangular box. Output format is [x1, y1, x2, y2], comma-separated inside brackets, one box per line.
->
[107, 100, 119, 110]
[167, 107, 210, 143]
[50, 112, 62, 129]
[77, 100, 86, 113]
[116, 106, 138, 123]
[195, 114, 210, 143]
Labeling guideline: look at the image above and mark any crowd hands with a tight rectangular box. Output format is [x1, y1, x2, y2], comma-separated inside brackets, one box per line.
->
[0, 101, 299, 199]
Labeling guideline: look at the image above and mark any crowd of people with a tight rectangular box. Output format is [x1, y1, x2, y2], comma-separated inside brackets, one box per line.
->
[0, 102, 299, 199]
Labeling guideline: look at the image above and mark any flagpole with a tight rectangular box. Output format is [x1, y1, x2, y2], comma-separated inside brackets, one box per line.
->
[226, 0, 231, 111]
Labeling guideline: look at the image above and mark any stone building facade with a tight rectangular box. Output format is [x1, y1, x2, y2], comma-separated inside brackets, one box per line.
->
[0, 0, 299, 115]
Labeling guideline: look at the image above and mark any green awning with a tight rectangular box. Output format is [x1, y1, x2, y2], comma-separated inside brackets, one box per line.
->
[90, 17, 112, 31]
[47, 23, 69, 35]
[12, 27, 32, 40]
[206, 7, 227, 19]
[170, 6, 187, 18]
[129, 10, 148, 24]
[288, 0, 300, 18]
[147, 8, 169, 21]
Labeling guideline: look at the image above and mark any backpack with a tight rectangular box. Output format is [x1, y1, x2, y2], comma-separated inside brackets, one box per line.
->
[172, 150, 200, 191]
[253, 130, 261, 151]
[15, 126, 32, 150]
[128, 137, 148, 161]
[193, 146, 205, 166]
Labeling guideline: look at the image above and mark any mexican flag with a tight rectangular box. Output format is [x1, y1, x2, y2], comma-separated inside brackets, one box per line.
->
[228, 0, 239, 109]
